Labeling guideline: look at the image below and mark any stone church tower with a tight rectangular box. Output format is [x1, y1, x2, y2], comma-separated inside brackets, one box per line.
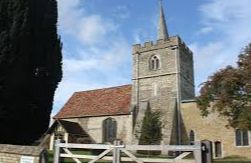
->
[131, 1, 195, 146]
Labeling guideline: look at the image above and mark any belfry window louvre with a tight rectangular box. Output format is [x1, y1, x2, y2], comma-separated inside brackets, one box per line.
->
[150, 55, 160, 70]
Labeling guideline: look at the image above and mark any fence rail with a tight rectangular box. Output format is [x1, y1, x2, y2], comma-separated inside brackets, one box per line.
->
[53, 140, 203, 163]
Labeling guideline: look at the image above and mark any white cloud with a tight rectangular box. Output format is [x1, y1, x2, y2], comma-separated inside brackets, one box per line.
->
[200, 0, 251, 23]
[193, 0, 251, 93]
[63, 39, 130, 74]
[53, 1, 131, 114]
[58, 0, 116, 45]
[53, 0, 251, 113]
[78, 15, 117, 44]
[57, 0, 83, 33]
[196, 26, 213, 35]
[114, 5, 130, 19]
[199, 0, 251, 43]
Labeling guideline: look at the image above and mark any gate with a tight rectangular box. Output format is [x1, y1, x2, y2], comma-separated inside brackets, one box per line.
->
[53, 140, 204, 163]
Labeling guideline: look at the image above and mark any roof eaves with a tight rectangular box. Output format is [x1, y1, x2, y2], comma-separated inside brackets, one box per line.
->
[54, 112, 131, 119]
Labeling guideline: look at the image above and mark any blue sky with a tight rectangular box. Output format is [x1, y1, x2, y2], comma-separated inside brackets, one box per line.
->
[52, 0, 251, 115]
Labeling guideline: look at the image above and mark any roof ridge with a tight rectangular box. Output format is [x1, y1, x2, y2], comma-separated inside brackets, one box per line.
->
[75, 84, 132, 94]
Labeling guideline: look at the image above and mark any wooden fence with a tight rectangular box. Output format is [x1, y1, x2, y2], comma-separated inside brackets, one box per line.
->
[53, 140, 202, 163]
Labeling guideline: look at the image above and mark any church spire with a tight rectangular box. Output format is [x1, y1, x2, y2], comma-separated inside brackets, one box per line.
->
[158, 0, 169, 40]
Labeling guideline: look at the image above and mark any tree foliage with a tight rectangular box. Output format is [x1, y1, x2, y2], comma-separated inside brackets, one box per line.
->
[197, 43, 251, 129]
[0, 0, 62, 144]
[139, 107, 163, 145]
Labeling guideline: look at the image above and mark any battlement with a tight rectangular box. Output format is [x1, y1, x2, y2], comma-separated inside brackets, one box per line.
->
[132, 35, 192, 55]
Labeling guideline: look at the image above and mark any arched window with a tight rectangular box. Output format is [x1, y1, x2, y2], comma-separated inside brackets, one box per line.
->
[215, 141, 222, 158]
[189, 130, 195, 145]
[150, 55, 160, 70]
[103, 118, 117, 143]
[235, 129, 249, 146]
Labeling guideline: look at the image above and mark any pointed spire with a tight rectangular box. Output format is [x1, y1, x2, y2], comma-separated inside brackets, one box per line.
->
[158, 0, 169, 40]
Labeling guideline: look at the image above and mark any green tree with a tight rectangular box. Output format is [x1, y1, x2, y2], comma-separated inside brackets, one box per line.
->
[139, 107, 163, 145]
[197, 43, 251, 130]
[0, 0, 62, 144]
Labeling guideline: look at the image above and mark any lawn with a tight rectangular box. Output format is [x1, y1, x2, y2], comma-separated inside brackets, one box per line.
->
[214, 156, 251, 163]
[214, 160, 251, 163]
[48, 151, 251, 163]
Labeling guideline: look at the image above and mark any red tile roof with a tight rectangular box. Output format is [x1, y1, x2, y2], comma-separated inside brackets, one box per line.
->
[54, 85, 132, 119]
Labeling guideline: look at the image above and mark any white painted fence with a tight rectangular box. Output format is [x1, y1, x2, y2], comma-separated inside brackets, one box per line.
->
[53, 140, 202, 163]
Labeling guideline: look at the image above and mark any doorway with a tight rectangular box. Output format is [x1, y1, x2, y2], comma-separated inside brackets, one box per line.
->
[214, 141, 222, 158]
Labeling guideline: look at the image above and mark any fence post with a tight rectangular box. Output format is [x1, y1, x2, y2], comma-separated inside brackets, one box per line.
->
[53, 139, 61, 163]
[194, 141, 202, 163]
[113, 140, 121, 163]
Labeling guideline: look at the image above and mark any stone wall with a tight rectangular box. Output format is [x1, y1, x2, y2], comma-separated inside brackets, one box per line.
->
[0, 144, 46, 163]
[63, 114, 133, 144]
[131, 36, 194, 146]
[181, 101, 251, 158]
[179, 44, 195, 100]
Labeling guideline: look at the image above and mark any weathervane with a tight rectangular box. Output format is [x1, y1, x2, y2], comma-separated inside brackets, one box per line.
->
[159, 0, 163, 5]
[159, 0, 165, 8]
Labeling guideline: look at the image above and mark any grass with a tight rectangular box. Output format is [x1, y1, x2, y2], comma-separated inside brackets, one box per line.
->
[214, 160, 251, 163]
[48, 150, 251, 163]
[48, 150, 175, 163]
[48, 150, 110, 163]
[213, 155, 251, 163]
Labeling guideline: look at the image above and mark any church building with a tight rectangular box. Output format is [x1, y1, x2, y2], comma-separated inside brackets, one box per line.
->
[48, 2, 251, 159]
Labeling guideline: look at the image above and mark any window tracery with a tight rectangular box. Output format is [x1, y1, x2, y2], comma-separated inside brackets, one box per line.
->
[150, 55, 160, 70]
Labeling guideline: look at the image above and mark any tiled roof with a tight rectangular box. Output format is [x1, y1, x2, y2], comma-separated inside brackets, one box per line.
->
[46, 120, 88, 136]
[54, 85, 132, 119]
[58, 120, 88, 135]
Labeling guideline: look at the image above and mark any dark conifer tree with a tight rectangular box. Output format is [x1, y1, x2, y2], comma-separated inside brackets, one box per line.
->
[137, 105, 162, 155]
[0, 0, 62, 144]
[139, 105, 163, 145]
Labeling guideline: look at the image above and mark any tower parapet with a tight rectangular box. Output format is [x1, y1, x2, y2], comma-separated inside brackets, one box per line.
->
[131, 1, 195, 149]
[132, 36, 193, 56]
